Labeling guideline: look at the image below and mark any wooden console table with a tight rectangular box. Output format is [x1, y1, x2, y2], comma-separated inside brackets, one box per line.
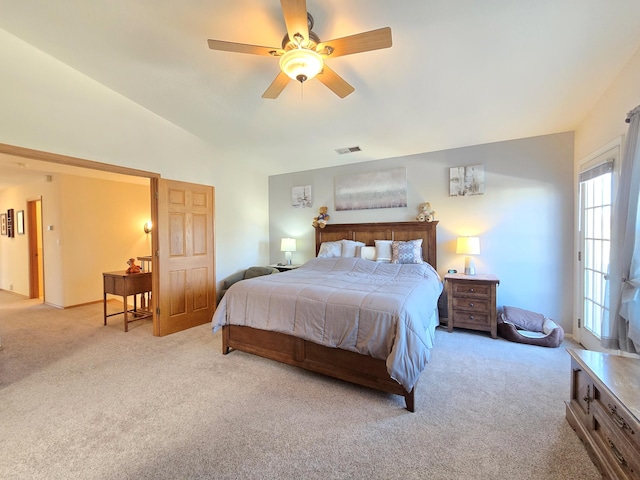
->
[103, 270, 152, 332]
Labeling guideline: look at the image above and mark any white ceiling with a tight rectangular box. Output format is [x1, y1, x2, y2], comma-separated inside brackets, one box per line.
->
[1, 0, 640, 189]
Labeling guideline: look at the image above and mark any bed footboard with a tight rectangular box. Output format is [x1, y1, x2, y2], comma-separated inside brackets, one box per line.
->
[222, 324, 416, 412]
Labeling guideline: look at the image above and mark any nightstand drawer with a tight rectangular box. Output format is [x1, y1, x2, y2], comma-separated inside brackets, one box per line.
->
[451, 282, 491, 298]
[452, 297, 490, 313]
[451, 311, 491, 329]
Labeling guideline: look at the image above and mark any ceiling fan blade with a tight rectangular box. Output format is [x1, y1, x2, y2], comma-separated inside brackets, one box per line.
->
[262, 71, 291, 99]
[317, 27, 392, 58]
[316, 65, 354, 98]
[207, 39, 283, 57]
[280, 0, 309, 45]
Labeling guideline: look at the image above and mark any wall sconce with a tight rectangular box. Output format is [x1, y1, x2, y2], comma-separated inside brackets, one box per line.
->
[456, 236, 480, 275]
[280, 237, 297, 265]
[143, 221, 153, 234]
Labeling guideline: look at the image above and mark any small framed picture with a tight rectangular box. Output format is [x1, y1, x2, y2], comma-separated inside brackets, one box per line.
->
[17, 210, 25, 235]
[0, 213, 6, 235]
[449, 164, 485, 196]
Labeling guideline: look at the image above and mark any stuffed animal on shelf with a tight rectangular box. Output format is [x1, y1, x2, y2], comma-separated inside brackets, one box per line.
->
[416, 202, 436, 222]
[126, 257, 141, 274]
[312, 206, 331, 229]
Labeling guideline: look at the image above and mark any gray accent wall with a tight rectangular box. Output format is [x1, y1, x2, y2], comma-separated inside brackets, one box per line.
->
[269, 132, 575, 332]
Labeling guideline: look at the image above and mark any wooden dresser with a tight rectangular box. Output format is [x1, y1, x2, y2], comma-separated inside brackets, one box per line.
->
[566, 348, 640, 479]
[445, 273, 499, 338]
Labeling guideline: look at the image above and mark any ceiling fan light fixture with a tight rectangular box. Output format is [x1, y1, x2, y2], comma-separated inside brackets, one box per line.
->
[279, 48, 323, 83]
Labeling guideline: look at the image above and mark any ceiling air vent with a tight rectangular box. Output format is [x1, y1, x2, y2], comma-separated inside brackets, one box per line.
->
[335, 146, 362, 155]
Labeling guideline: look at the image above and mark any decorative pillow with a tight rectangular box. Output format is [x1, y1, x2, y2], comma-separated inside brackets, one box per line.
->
[391, 239, 424, 264]
[317, 241, 342, 258]
[374, 240, 393, 263]
[341, 239, 366, 257]
[360, 246, 376, 261]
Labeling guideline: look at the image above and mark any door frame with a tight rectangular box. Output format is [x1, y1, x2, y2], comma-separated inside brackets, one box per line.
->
[574, 137, 622, 350]
[0, 142, 160, 321]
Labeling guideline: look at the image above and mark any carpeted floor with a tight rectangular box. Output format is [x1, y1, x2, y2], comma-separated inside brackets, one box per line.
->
[0, 291, 599, 479]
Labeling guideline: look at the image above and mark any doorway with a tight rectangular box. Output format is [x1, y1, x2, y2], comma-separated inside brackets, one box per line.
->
[27, 198, 43, 300]
[0, 142, 216, 336]
[577, 145, 619, 351]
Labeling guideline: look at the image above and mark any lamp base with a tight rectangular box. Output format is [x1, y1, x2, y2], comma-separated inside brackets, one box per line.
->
[285, 251, 292, 265]
[464, 256, 476, 276]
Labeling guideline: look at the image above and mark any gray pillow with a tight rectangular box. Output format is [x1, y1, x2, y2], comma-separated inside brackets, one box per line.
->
[244, 266, 278, 279]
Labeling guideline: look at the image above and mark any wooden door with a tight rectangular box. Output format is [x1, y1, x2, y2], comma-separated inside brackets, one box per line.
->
[27, 199, 43, 300]
[153, 178, 216, 336]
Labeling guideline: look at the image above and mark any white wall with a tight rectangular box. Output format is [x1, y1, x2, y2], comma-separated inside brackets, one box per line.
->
[0, 28, 270, 289]
[575, 46, 640, 161]
[269, 132, 575, 332]
[59, 175, 151, 307]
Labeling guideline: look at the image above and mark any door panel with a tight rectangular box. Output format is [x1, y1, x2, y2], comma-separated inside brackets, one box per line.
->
[154, 178, 215, 336]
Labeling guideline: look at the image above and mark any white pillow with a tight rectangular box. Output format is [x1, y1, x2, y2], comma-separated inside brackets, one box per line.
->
[360, 246, 376, 261]
[341, 239, 365, 257]
[374, 240, 393, 263]
[317, 241, 342, 258]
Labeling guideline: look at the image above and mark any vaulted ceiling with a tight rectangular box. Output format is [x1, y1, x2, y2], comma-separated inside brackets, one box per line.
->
[1, 0, 640, 189]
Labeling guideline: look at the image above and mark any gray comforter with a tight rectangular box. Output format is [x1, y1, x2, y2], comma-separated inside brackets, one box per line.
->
[212, 257, 442, 392]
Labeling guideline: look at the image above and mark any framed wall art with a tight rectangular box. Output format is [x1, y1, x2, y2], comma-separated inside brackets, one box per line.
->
[6, 208, 14, 237]
[292, 185, 312, 208]
[449, 164, 485, 196]
[1, 213, 6, 235]
[16, 210, 25, 235]
[334, 167, 407, 211]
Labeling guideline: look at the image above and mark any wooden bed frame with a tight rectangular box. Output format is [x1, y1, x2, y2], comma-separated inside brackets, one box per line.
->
[221, 221, 439, 411]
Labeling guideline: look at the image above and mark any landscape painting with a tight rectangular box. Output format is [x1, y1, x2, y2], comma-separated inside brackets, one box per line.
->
[335, 167, 407, 211]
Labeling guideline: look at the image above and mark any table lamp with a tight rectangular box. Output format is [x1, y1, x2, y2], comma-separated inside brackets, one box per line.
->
[280, 237, 297, 265]
[456, 236, 480, 275]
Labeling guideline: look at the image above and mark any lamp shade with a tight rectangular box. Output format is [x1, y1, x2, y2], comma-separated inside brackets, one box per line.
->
[279, 49, 323, 82]
[456, 236, 480, 255]
[280, 238, 297, 252]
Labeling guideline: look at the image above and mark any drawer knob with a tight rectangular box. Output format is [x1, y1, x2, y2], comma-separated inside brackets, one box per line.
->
[468, 288, 475, 292]
[469, 315, 475, 320]
[469, 303, 475, 307]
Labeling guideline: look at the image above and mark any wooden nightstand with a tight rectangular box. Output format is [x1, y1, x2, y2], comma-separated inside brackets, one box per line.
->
[445, 273, 500, 338]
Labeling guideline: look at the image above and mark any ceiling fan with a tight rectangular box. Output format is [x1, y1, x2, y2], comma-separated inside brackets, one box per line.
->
[207, 0, 392, 99]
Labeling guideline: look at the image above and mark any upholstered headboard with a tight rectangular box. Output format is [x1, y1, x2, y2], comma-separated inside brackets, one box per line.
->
[314, 221, 438, 269]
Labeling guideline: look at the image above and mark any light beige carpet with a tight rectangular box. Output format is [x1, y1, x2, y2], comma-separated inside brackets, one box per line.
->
[0, 291, 599, 479]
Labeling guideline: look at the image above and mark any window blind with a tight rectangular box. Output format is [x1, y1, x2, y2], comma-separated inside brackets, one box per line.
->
[579, 159, 614, 183]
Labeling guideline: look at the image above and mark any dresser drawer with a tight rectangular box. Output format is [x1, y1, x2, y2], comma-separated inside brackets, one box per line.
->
[451, 282, 491, 298]
[592, 410, 640, 479]
[452, 297, 490, 313]
[594, 385, 640, 455]
[451, 311, 491, 329]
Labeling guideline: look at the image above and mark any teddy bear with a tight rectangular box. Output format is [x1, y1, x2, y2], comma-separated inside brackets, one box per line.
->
[312, 206, 331, 229]
[126, 257, 141, 274]
[416, 202, 436, 222]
